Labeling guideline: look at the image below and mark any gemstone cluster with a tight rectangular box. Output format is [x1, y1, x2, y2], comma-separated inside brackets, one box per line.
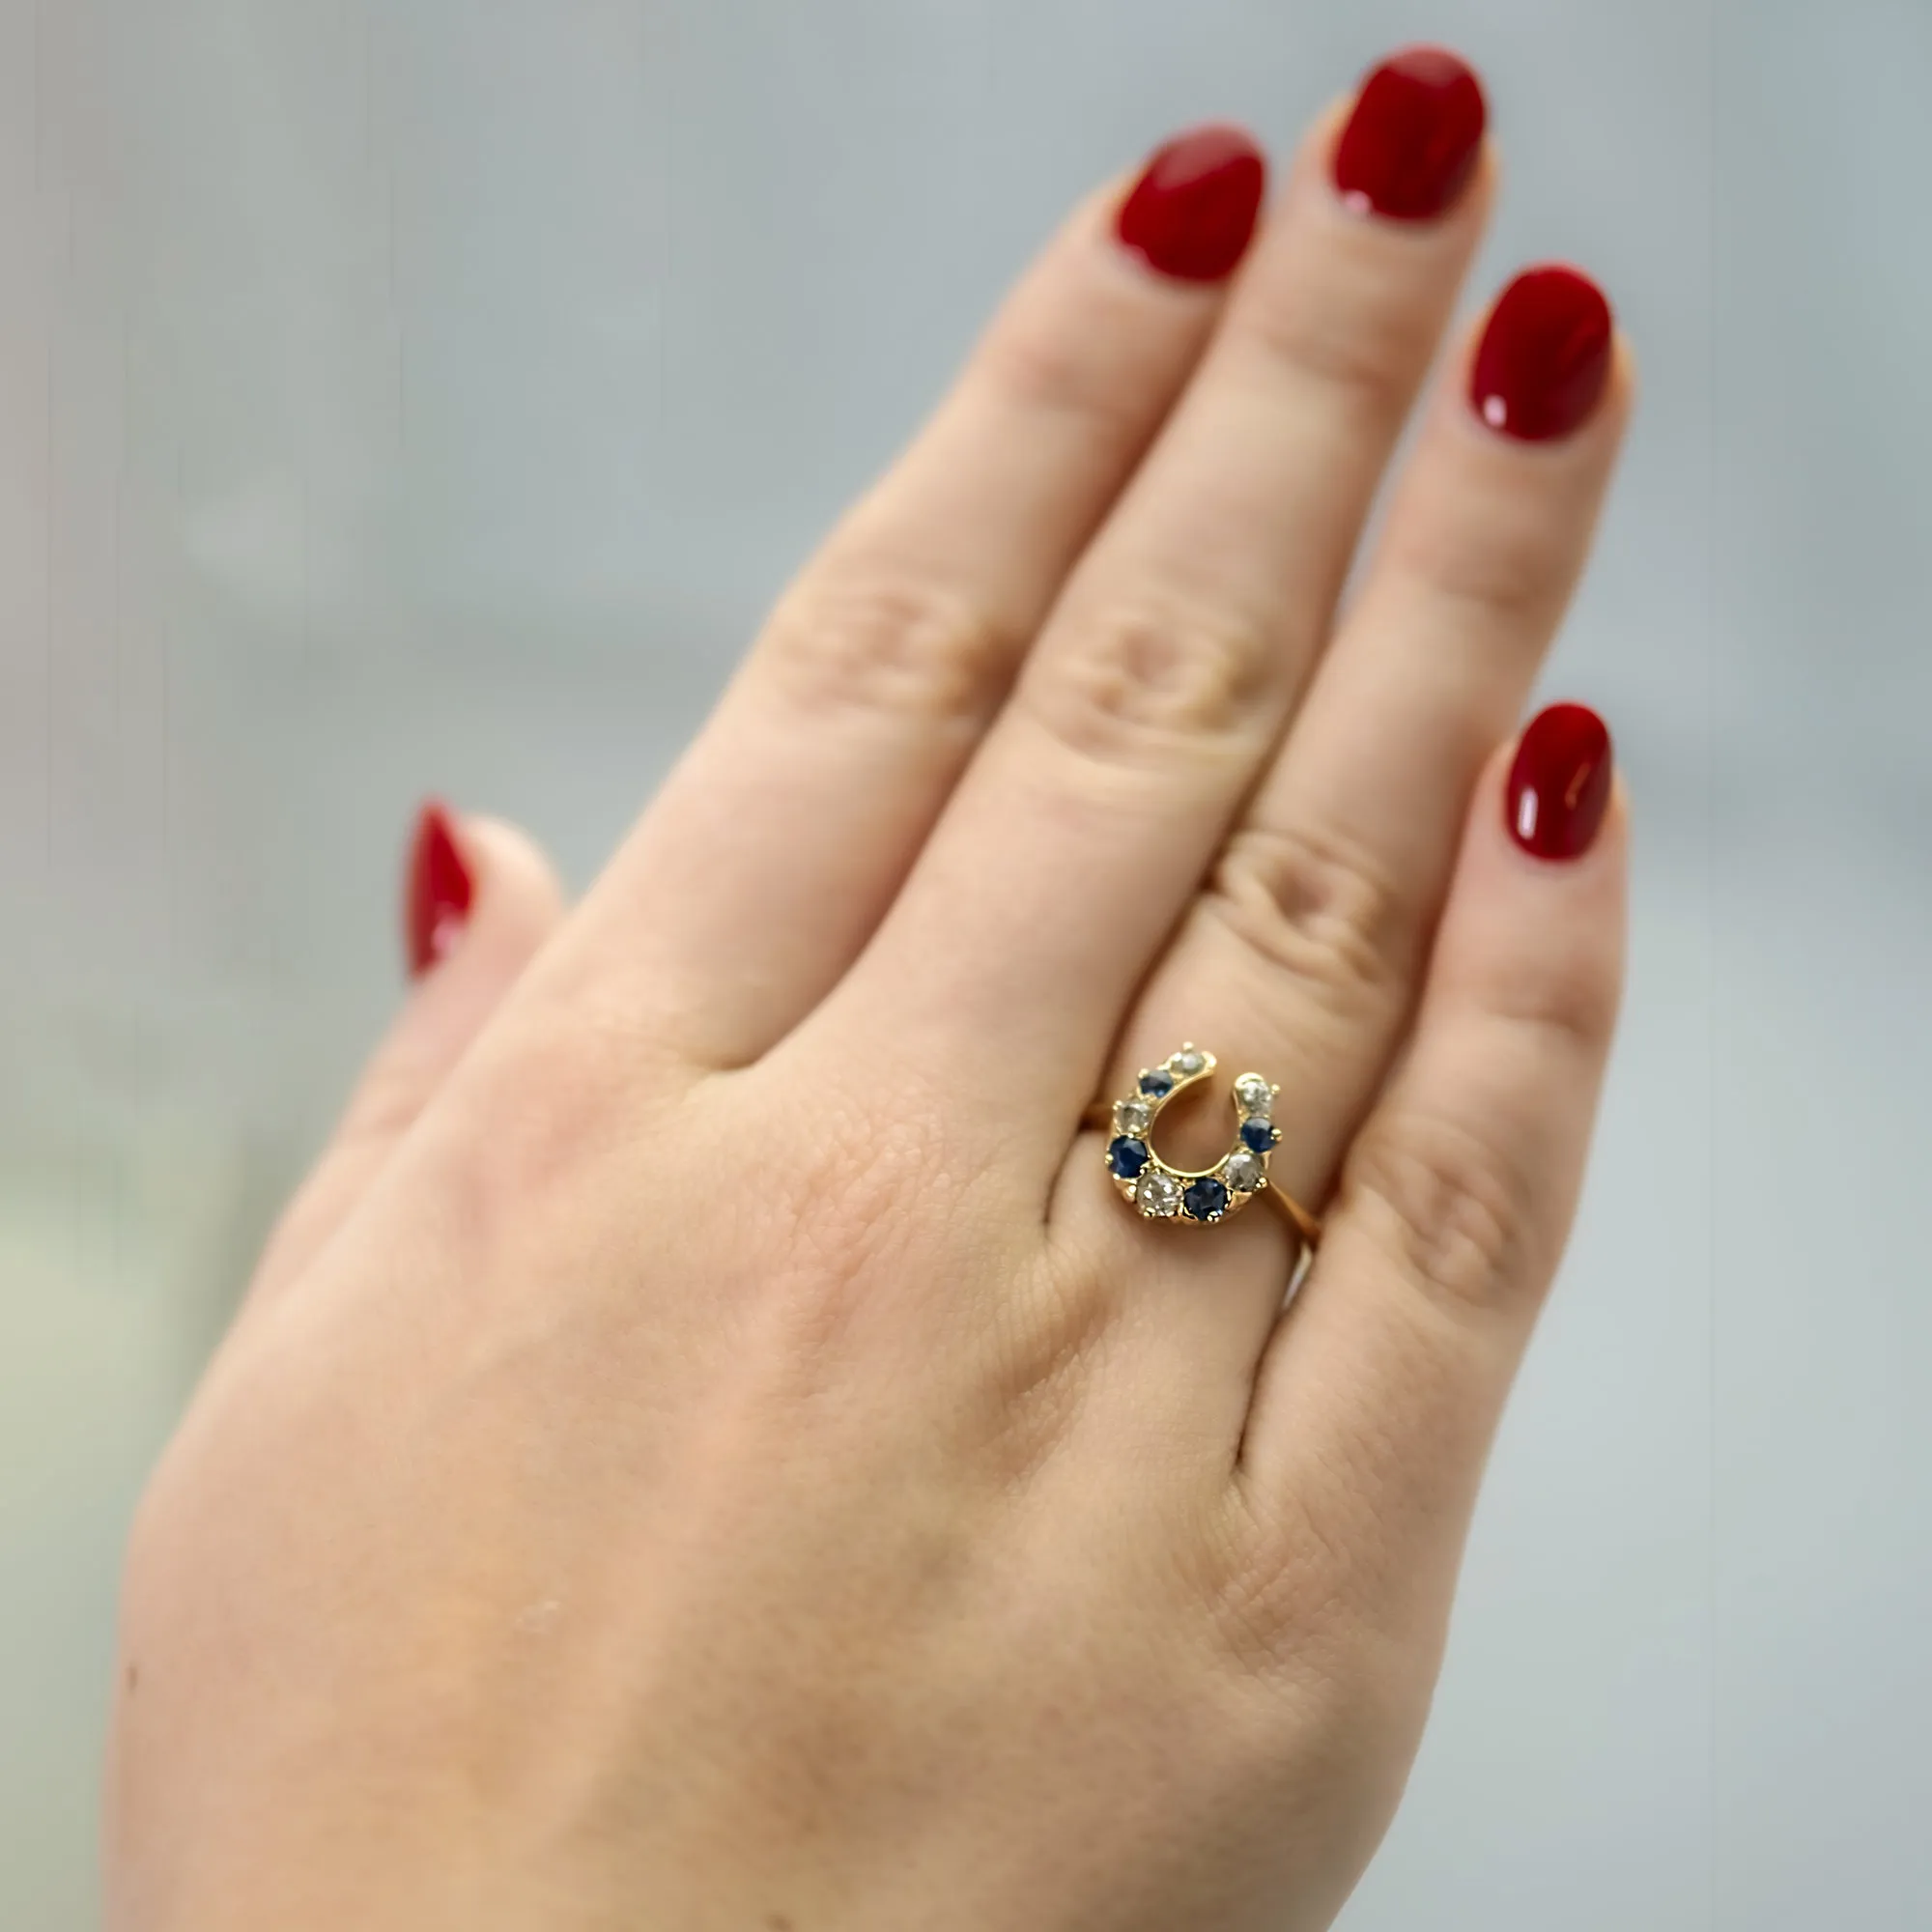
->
[1098, 1044, 1281, 1228]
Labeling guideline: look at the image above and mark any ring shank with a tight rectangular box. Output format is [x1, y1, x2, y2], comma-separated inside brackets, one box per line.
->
[1261, 1179, 1323, 1250]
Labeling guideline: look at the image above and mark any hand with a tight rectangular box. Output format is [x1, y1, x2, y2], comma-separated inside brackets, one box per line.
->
[110, 48, 1630, 1932]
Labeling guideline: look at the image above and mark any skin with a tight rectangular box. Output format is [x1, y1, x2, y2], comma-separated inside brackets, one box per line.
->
[107, 95, 1633, 1932]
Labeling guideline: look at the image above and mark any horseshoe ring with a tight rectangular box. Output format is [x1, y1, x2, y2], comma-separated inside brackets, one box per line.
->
[1087, 1045, 1323, 1246]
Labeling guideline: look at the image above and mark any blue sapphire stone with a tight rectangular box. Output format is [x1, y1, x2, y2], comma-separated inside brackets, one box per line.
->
[1108, 1136, 1151, 1179]
[1183, 1178, 1230, 1222]
[1139, 1068, 1175, 1098]
[1239, 1119, 1279, 1154]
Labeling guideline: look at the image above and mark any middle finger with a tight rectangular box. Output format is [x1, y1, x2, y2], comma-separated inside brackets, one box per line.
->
[824, 50, 1494, 1144]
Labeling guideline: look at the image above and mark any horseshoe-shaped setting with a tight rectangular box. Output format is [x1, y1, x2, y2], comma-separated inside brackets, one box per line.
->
[1102, 1044, 1281, 1226]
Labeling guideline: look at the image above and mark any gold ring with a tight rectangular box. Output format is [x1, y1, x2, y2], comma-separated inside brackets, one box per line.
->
[1086, 1044, 1323, 1245]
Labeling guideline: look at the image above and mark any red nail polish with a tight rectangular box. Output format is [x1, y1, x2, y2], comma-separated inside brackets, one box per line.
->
[1333, 46, 1487, 221]
[1470, 266, 1614, 442]
[1506, 703, 1613, 861]
[1116, 124, 1267, 283]
[405, 801, 474, 978]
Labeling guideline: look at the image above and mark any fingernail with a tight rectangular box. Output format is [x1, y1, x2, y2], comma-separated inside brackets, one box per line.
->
[1116, 124, 1267, 283]
[1470, 266, 1614, 442]
[1506, 703, 1613, 861]
[1333, 45, 1488, 221]
[405, 800, 474, 978]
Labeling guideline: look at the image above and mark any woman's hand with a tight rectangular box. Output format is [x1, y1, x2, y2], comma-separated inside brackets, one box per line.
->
[110, 48, 1630, 1932]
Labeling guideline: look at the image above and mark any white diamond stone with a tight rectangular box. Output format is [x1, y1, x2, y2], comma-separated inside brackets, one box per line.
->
[1172, 1048, 1207, 1076]
[1114, 1098, 1151, 1136]
[1235, 1074, 1273, 1115]
[1225, 1150, 1265, 1193]
[1136, 1171, 1181, 1218]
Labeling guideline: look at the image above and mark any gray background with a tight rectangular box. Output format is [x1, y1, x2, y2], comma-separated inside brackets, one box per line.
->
[2, 1, 1925, 1925]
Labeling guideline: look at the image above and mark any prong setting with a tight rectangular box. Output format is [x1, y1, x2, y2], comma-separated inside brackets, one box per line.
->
[1100, 1047, 1282, 1228]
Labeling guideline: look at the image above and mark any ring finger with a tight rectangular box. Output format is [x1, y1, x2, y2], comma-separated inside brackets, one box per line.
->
[1093, 262, 1632, 1398]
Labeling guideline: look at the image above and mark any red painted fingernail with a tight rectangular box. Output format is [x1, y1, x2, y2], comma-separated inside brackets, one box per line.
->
[1116, 124, 1267, 283]
[1333, 45, 1488, 221]
[1470, 266, 1615, 442]
[405, 800, 474, 978]
[1507, 703, 1613, 861]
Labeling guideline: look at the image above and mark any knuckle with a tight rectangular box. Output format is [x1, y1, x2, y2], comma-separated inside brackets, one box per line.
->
[1028, 596, 1274, 768]
[1204, 820, 1409, 1025]
[1345, 1104, 1530, 1317]
[1489, 954, 1623, 1065]
[760, 565, 1019, 734]
[337, 1058, 436, 1153]
[1230, 273, 1428, 417]
[975, 292, 1162, 446]
[1387, 505, 1569, 633]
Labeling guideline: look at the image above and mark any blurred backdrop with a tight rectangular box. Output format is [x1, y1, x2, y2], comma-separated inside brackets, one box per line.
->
[3, 1, 1929, 1925]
